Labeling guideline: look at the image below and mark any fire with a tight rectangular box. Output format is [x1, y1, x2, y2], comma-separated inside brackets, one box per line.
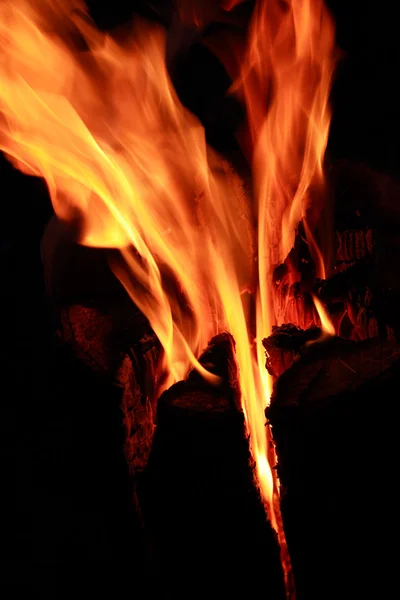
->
[0, 0, 336, 593]
[313, 294, 335, 336]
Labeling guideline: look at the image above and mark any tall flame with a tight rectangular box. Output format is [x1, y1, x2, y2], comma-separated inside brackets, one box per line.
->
[234, 0, 336, 505]
[0, 0, 336, 590]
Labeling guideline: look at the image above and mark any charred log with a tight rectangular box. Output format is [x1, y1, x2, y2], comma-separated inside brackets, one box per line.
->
[23, 338, 152, 596]
[138, 333, 286, 599]
[263, 324, 321, 378]
[315, 255, 398, 340]
[269, 161, 400, 342]
[267, 334, 400, 600]
[41, 215, 162, 469]
[39, 216, 164, 591]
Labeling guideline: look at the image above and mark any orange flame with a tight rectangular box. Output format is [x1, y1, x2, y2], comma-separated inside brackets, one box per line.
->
[231, 0, 336, 514]
[0, 0, 336, 590]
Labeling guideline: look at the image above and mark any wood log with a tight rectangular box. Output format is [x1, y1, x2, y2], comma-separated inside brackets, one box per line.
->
[263, 324, 321, 378]
[273, 283, 318, 332]
[30, 339, 152, 595]
[270, 227, 377, 338]
[315, 256, 397, 341]
[41, 213, 162, 467]
[335, 228, 375, 262]
[138, 332, 286, 599]
[267, 334, 400, 600]
[47, 270, 160, 477]
[273, 230, 391, 342]
[268, 160, 400, 342]
[269, 336, 400, 411]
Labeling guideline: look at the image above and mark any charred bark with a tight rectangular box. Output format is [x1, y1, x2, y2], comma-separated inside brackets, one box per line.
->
[263, 324, 321, 378]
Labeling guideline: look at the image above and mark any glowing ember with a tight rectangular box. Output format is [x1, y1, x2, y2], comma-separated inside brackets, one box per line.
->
[0, 0, 337, 596]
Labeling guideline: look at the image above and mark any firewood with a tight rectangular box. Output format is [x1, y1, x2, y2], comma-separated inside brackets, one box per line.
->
[268, 161, 400, 345]
[57, 300, 154, 373]
[315, 256, 397, 341]
[273, 282, 318, 332]
[41, 215, 162, 483]
[267, 334, 400, 599]
[268, 336, 400, 412]
[316, 257, 374, 301]
[43, 341, 151, 591]
[138, 332, 286, 599]
[117, 343, 158, 475]
[264, 324, 321, 377]
[58, 303, 160, 485]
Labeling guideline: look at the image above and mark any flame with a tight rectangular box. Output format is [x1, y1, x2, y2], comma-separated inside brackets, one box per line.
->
[0, 0, 336, 593]
[312, 294, 335, 336]
[229, 0, 336, 514]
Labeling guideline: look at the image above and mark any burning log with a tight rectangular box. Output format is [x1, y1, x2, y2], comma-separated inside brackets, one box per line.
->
[264, 324, 321, 378]
[315, 255, 397, 341]
[138, 333, 286, 599]
[39, 219, 164, 590]
[268, 335, 400, 409]
[266, 333, 400, 599]
[270, 160, 400, 343]
[41, 215, 161, 482]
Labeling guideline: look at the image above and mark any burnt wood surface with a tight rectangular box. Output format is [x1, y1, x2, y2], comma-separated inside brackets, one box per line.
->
[138, 333, 286, 599]
[264, 324, 322, 378]
[267, 334, 400, 600]
[271, 158, 400, 342]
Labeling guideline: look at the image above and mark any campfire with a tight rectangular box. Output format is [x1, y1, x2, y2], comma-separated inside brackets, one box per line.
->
[1, 1, 398, 598]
